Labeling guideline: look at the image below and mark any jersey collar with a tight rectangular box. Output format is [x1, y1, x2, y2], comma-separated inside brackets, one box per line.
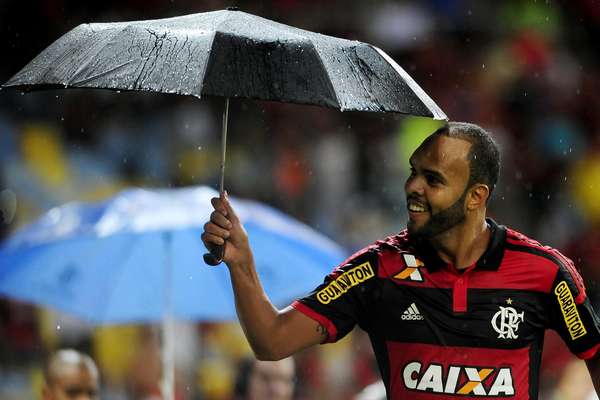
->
[409, 218, 507, 272]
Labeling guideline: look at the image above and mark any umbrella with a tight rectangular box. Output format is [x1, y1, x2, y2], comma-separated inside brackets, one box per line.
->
[3, 8, 446, 117]
[0, 186, 345, 323]
[2, 7, 447, 263]
[0, 186, 346, 397]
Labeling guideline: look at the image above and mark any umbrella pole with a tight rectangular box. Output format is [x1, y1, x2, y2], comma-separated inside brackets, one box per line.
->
[203, 98, 229, 266]
[219, 97, 230, 193]
[161, 232, 175, 400]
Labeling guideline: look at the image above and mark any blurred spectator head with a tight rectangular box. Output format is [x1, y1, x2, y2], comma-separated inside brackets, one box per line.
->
[42, 349, 99, 400]
[233, 357, 296, 400]
[354, 379, 386, 400]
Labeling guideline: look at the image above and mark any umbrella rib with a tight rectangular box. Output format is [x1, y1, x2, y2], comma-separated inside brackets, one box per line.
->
[372, 46, 447, 120]
[307, 44, 341, 109]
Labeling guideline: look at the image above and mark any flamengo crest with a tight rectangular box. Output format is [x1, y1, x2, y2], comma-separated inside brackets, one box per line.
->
[491, 306, 524, 339]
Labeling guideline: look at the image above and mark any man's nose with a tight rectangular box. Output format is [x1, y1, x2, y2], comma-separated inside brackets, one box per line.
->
[405, 175, 424, 195]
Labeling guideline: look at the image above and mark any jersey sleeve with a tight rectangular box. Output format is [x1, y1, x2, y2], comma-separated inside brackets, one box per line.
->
[292, 249, 378, 343]
[548, 254, 600, 359]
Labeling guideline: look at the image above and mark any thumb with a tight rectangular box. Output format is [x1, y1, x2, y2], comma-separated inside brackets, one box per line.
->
[221, 191, 241, 225]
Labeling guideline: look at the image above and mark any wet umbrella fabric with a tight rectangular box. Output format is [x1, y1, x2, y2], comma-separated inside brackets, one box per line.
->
[0, 186, 346, 324]
[3, 8, 446, 119]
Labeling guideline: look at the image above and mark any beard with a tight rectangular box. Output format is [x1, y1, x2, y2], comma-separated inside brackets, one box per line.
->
[407, 188, 468, 239]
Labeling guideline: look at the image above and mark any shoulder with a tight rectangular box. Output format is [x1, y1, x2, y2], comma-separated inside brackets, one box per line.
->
[504, 227, 585, 299]
[329, 230, 412, 277]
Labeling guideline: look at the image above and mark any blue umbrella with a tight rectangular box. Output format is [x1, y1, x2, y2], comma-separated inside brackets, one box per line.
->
[0, 186, 346, 324]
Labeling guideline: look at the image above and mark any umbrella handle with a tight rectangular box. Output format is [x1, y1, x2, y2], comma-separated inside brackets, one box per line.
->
[203, 245, 224, 266]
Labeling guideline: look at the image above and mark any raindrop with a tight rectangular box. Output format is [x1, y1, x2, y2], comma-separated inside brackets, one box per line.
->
[564, 176, 568, 182]
[116, 90, 121, 94]
[547, 194, 551, 200]
[55, 95, 59, 99]
[528, 193, 533, 198]
[56, 324, 61, 331]
[80, 128, 85, 133]
[482, 64, 486, 69]
[197, 146, 202, 151]
[178, 162, 182, 168]
[60, 117, 65, 122]
[20, 91, 25, 96]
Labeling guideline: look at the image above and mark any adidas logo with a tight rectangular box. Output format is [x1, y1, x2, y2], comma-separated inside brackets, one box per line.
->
[401, 303, 424, 321]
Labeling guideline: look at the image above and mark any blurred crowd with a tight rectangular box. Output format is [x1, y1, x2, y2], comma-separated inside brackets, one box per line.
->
[1, 0, 599, 399]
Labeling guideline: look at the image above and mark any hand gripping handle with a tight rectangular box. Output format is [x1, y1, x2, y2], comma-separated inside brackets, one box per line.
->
[203, 244, 224, 266]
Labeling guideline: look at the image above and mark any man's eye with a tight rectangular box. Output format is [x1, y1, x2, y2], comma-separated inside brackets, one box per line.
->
[426, 175, 440, 185]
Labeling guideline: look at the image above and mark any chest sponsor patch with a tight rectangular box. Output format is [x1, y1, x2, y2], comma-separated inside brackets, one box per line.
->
[403, 361, 514, 396]
[317, 262, 374, 304]
[555, 281, 587, 340]
[393, 254, 425, 282]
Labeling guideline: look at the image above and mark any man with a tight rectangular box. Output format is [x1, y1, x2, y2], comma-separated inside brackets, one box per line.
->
[42, 349, 99, 400]
[202, 122, 600, 399]
[233, 357, 296, 400]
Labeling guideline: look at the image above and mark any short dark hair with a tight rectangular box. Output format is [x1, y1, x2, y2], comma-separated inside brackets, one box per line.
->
[432, 122, 501, 200]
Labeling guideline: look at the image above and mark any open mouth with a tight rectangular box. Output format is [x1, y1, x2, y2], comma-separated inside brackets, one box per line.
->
[407, 199, 428, 213]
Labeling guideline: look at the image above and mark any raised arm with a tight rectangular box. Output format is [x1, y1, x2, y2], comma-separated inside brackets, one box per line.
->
[201, 193, 326, 360]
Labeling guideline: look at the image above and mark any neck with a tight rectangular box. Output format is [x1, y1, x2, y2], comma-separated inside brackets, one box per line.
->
[429, 217, 490, 270]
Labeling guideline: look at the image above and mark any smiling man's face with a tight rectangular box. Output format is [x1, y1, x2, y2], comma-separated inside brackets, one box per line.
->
[404, 134, 472, 238]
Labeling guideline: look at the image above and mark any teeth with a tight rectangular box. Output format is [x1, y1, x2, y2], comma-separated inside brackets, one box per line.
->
[408, 203, 426, 212]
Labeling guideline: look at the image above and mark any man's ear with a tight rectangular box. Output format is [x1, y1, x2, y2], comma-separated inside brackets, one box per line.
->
[466, 184, 490, 210]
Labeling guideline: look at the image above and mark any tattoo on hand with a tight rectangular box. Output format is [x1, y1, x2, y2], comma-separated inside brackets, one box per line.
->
[316, 324, 327, 338]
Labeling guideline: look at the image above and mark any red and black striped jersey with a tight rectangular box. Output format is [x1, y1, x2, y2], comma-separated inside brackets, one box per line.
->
[292, 219, 600, 399]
